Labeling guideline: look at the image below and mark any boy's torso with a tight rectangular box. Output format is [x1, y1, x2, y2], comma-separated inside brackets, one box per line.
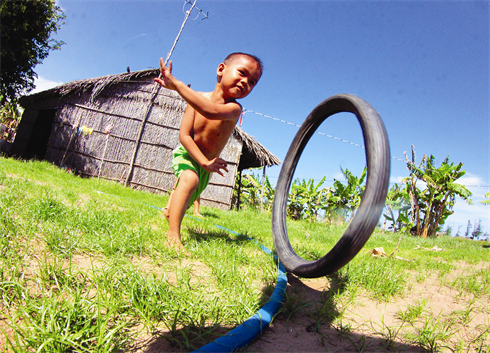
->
[192, 92, 238, 160]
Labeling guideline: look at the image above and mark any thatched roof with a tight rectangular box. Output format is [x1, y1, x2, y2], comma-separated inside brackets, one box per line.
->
[20, 69, 281, 170]
[22, 68, 161, 102]
[233, 126, 281, 170]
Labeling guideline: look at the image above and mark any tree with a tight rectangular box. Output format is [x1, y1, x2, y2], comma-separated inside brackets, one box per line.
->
[1, 0, 65, 104]
[0, 96, 22, 141]
[233, 172, 275, 212]
[464, 220, 472, 238]
[403, 145, 473, 238]
[332, 167, 367, 222]
[382, 183, 411, 233]
[463, 219, 489, 241]
[287, 177, 331, 222]
[470, 219, 483, 240]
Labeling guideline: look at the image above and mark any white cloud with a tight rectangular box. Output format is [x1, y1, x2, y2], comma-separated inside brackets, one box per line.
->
[458, 173, 488, 189]
[31, 76, 64, 94]
[390, 175, 405, 184]
[332, 172, 345, 181]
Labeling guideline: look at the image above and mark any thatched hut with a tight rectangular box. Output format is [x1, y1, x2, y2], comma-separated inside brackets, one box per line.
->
[12, 69, 280, 210]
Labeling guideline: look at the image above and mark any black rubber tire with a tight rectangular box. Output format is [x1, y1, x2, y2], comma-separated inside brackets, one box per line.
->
[272, 94, 391, 278]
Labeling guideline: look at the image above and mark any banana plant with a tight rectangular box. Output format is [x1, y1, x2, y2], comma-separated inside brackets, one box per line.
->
[382, 183, 412, 232]
[287, 179, 304, 220]
[403, 146, 472, 238]
[260, 174, 276, 212]
[242, 173, 261, 209]
[480, 192, 490, 205]
[287, 177, 332, 222]
[332, 166, 367, 222]
[301, 177, 328, 221]
[233, 172, 275, 212]
[320, 186, 341, 225]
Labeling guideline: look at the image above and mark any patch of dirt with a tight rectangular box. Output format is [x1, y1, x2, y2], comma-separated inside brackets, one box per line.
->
[242, 270, 489, 353]
[133, 262, 489, 353]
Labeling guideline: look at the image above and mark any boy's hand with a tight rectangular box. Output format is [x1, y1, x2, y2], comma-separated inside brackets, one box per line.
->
[203, 157, 228, 177]
[154, 58, 177, 90]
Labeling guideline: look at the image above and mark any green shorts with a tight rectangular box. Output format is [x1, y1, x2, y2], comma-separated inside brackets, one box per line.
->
[171, 145, 210, 205]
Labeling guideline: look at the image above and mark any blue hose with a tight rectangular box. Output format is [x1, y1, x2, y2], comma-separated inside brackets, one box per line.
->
[191, 221, 288, 353]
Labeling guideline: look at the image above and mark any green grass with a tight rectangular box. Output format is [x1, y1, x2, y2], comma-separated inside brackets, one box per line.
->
[1, 157, 489, 352]
[0, 158, 277, 351]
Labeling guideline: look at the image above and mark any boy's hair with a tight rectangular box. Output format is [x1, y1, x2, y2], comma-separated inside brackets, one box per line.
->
[223, 52, 263, 77]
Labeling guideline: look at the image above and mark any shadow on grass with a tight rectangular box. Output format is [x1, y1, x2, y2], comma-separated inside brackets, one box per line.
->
[137, 324, 232, 353]
[196, 211, 219, 219]
[185, 226, 251, 246]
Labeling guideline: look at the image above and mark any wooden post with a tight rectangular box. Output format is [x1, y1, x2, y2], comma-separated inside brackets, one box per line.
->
[260, 165, 266, 212]
[60, 115, 81, 168]
[124, 88, 160, 186]
[124, 0, 200, 186]
[98, 123, 113, 179]
[237, 170, 242, 210]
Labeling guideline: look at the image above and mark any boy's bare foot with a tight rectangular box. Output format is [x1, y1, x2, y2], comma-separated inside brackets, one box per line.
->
[165, 233, 190, 255]
[165, 239, 190, 256]
[193, 211, 203, 217]
[165, 237, 182, 248]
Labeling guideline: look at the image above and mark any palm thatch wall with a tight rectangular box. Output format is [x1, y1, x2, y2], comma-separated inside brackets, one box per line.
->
[13, 69, 280, 210]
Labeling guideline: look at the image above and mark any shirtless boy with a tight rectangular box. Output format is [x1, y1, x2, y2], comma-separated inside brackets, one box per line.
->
[154, 53, 263, 249]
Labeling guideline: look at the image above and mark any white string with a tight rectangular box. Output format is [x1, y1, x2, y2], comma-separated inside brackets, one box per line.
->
[243, 109, 490, 190]
[242, 109, 405, 162]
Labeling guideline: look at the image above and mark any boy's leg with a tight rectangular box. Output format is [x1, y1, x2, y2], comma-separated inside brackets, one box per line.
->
[193, 197, 202, 217]
[166, 169, 199, 248]
[164, 179, 178, 221]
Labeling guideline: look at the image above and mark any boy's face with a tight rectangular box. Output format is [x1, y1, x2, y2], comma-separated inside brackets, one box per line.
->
[218, 56, 262, 99]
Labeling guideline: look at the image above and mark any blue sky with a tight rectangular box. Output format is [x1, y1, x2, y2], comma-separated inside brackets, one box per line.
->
[32, 0, 489, 236]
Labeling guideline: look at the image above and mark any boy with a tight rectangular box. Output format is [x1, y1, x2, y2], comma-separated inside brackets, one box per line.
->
[154, 53, 263, 249]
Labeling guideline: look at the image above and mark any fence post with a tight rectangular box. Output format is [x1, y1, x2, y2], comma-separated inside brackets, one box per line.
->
[260, 165, 266, 212]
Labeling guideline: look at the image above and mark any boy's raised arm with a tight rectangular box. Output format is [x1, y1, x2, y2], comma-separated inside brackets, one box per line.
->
[154, 58, 241, 122]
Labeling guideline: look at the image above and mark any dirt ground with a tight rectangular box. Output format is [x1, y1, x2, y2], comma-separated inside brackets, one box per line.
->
[140, 263, 489, 353]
